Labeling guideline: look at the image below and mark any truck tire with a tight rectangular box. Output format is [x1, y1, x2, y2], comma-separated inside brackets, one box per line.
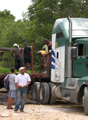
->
[39, 82, 50, 104]
[84, 86, 88, 115]
[48, 83, 56, 104]
[52, 85, 57, 98]
[31, 82, 40, 101]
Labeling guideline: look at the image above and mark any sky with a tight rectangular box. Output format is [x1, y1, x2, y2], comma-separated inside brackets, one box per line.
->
[0, 0, 32, 21]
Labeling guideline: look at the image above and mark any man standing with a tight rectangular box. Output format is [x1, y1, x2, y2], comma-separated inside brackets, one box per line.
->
[11, 43, 23, 71]
[24, 43, 32, 71]
[4, 67, 16, 109]
[14, 67, 31, 112]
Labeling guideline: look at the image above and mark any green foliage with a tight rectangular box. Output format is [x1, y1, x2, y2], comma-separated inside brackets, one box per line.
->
[0, 67, 10, 74]
[58, 0, 88, 18]
[0, 1, 88, 72]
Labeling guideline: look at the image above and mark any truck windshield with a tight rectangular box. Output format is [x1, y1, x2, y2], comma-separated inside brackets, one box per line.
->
[72, 30, 88, 37]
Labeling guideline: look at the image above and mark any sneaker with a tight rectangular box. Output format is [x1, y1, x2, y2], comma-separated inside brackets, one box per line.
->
[14, 109, 18, 112]
[20, 110, 24, 112]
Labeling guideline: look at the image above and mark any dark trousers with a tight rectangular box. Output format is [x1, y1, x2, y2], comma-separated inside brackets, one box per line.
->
[15, 58, 23, 71]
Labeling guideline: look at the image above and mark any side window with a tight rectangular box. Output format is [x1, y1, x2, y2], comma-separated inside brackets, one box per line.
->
[55, 49, 60, 61]
[77, 44, 85, 56]
[56, 32, 63, 39]
[56, 52, 59, 58]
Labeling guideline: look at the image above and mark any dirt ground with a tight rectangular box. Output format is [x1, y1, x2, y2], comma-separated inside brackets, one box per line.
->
[0, 88, 88, 120]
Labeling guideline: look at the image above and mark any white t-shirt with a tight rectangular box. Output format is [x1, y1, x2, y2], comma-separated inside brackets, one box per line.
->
[15, 73, 31, 86]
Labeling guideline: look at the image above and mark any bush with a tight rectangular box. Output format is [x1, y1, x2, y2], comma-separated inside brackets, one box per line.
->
[0, 67, 11, 74]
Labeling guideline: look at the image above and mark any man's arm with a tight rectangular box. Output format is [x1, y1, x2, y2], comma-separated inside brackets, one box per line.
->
[15, 82, 21, 88]
[11, 50, 15, 58]
[23, 81, 31, 88]
[3, 78, 6, 81]
[23, 74, 31, 88]
[16, 81, 31, 88]
[21, 48, 24, 60]
[3, 75, 8, 81]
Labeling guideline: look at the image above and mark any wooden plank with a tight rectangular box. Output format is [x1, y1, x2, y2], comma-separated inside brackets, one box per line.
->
[31, 42, 34, 74]
[0, 47, 15, 51]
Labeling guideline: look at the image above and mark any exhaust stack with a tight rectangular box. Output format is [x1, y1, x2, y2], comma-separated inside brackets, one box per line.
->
[66, 16, 72, 78]
[67, 16, 72, 47]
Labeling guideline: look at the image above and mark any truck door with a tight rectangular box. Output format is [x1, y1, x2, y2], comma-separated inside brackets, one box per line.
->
[55, 46, 65, 83]
[51, 44, 65, 83]
[73, 44, 87, 77]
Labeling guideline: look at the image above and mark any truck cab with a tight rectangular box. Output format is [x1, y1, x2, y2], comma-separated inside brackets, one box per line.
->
[51, 17, 88, 115]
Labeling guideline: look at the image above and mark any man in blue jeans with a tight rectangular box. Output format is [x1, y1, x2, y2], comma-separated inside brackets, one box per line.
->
[14, 67, 31, 112]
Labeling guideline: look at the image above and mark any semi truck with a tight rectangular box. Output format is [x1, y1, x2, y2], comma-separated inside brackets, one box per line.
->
[0, 16, 88, 114]
[31, 17, 88, 115]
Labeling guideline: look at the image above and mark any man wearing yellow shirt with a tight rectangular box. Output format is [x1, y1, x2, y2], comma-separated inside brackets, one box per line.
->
[37, 50, 47, 69]
[37, 39, 49, 69]
[42, 39, 49, 53]
[37, 50, 47, 55]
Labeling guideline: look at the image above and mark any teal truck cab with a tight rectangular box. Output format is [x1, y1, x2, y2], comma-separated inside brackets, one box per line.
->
[51, 17, 88, 115]
[31, 17, 88, 115]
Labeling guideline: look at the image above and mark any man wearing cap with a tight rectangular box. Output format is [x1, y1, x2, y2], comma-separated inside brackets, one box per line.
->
[14, 67, 31, 112]
[11, 43, 23, 71]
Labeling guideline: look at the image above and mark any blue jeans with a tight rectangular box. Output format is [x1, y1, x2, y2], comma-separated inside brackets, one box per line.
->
[15, 88, 27, 111]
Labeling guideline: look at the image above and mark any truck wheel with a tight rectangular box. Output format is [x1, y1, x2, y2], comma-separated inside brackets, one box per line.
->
[31, 82, 40, 101]
[84, 86, 88, 115]
[48, 83, 56, 104]
[39, 82, 50, 104]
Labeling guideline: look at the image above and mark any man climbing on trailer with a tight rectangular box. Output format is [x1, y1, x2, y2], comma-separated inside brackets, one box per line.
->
[37, 39, 52, 70]
[42, 39, 49, 53]
[37, 39, 49, 69]
[37, 50, 47, 69]
[11, 43, 23, 72]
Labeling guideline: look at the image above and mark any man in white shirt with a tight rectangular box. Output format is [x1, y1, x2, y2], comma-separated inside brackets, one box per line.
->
[14, 67, 31, 112]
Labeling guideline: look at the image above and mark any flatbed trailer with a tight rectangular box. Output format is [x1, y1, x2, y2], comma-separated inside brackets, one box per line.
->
[0, 73, 47, 87]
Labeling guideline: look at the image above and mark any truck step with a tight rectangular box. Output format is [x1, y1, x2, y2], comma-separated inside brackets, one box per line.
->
[63, 97, 71, 101]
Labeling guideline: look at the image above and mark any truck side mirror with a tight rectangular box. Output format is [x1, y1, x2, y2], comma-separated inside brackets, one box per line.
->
[71, 47, 77, 58]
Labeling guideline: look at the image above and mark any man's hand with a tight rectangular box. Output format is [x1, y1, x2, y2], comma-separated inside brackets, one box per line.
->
[22, 81, 31, 88]
[16, 83, 21, 88]
[22, 84, 28, 88]
[18, 85, 22, 88]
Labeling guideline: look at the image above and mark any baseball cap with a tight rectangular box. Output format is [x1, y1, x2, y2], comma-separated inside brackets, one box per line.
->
[19, 67, 25, 71]
[13, 43, 19, 48]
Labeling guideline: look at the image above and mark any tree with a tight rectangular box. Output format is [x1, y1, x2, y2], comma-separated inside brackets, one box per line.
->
[57, 0, 88, 18]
